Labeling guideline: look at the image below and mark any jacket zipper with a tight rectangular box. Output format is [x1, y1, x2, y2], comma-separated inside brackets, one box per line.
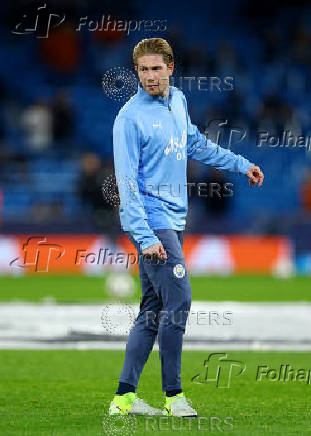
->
[164, 93, 179, 135]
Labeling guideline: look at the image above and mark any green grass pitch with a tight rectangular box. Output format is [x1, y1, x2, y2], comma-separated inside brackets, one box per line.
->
[1, 350, 311, 435]
[0, 275, 310, 302]
[1, 275, 311, 434]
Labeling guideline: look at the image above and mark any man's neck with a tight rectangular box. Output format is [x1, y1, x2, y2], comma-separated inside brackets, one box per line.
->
[139, 82, 170, 98]
[161, 86, 169, 99]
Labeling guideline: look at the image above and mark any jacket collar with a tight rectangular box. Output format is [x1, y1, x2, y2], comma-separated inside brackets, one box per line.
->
[137, 81, 172, 103]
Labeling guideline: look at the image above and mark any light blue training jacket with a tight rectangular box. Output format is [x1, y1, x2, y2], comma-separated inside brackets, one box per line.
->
[113, 83, 253, 251]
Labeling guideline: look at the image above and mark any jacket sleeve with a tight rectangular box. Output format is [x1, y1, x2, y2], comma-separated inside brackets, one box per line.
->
[113, 115, 161, 251]
[182, 95, 254, 174]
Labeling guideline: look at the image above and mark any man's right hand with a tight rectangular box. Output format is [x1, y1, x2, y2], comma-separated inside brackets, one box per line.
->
[142, 243, 167, 260]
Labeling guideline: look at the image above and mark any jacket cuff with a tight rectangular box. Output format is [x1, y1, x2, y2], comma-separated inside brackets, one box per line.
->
[239, 160, 254, 175]
[141, 235, 161, 251]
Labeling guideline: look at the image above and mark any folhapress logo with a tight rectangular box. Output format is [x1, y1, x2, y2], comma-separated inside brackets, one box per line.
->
[191, 353, 246, 388]
[256, 365, 311, 385]
[10, 236, 65, 272]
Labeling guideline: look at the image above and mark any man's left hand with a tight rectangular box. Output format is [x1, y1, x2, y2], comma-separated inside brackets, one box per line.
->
[246, 165, 264, 187]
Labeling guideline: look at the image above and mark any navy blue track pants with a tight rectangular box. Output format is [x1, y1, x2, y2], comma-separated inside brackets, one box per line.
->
[119, 229, 192, 392]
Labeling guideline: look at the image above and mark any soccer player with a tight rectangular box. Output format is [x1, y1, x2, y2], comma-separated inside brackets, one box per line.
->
[109, 38, 264, 417]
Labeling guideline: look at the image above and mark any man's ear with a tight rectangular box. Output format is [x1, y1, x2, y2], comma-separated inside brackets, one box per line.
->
[168, 62, 174, 76]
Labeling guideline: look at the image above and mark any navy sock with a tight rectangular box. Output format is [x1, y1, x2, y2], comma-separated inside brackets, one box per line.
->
[166, 389, 182, 397]
[116, 382, 136, 395]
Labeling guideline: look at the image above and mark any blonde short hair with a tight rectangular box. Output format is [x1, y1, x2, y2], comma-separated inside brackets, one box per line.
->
[133, 38, 174, 66]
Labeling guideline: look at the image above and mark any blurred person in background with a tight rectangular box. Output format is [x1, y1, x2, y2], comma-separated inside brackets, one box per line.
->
[51, 91, 74, 143]
[28, 201, 65, 224]
[203, 167, 231, 217]
[301, 168, 311, 217]
[77, 152, 117, 235]
[0, 187, 2, 229]
[21, 101, 53, 151]
[39, 23, 81, 75]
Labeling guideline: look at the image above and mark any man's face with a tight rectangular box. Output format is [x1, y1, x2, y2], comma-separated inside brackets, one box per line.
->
[135, 54, 174, 96]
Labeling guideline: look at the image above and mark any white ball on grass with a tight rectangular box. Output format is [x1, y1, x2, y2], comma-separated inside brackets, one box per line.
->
[106, 272, 135, 297]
